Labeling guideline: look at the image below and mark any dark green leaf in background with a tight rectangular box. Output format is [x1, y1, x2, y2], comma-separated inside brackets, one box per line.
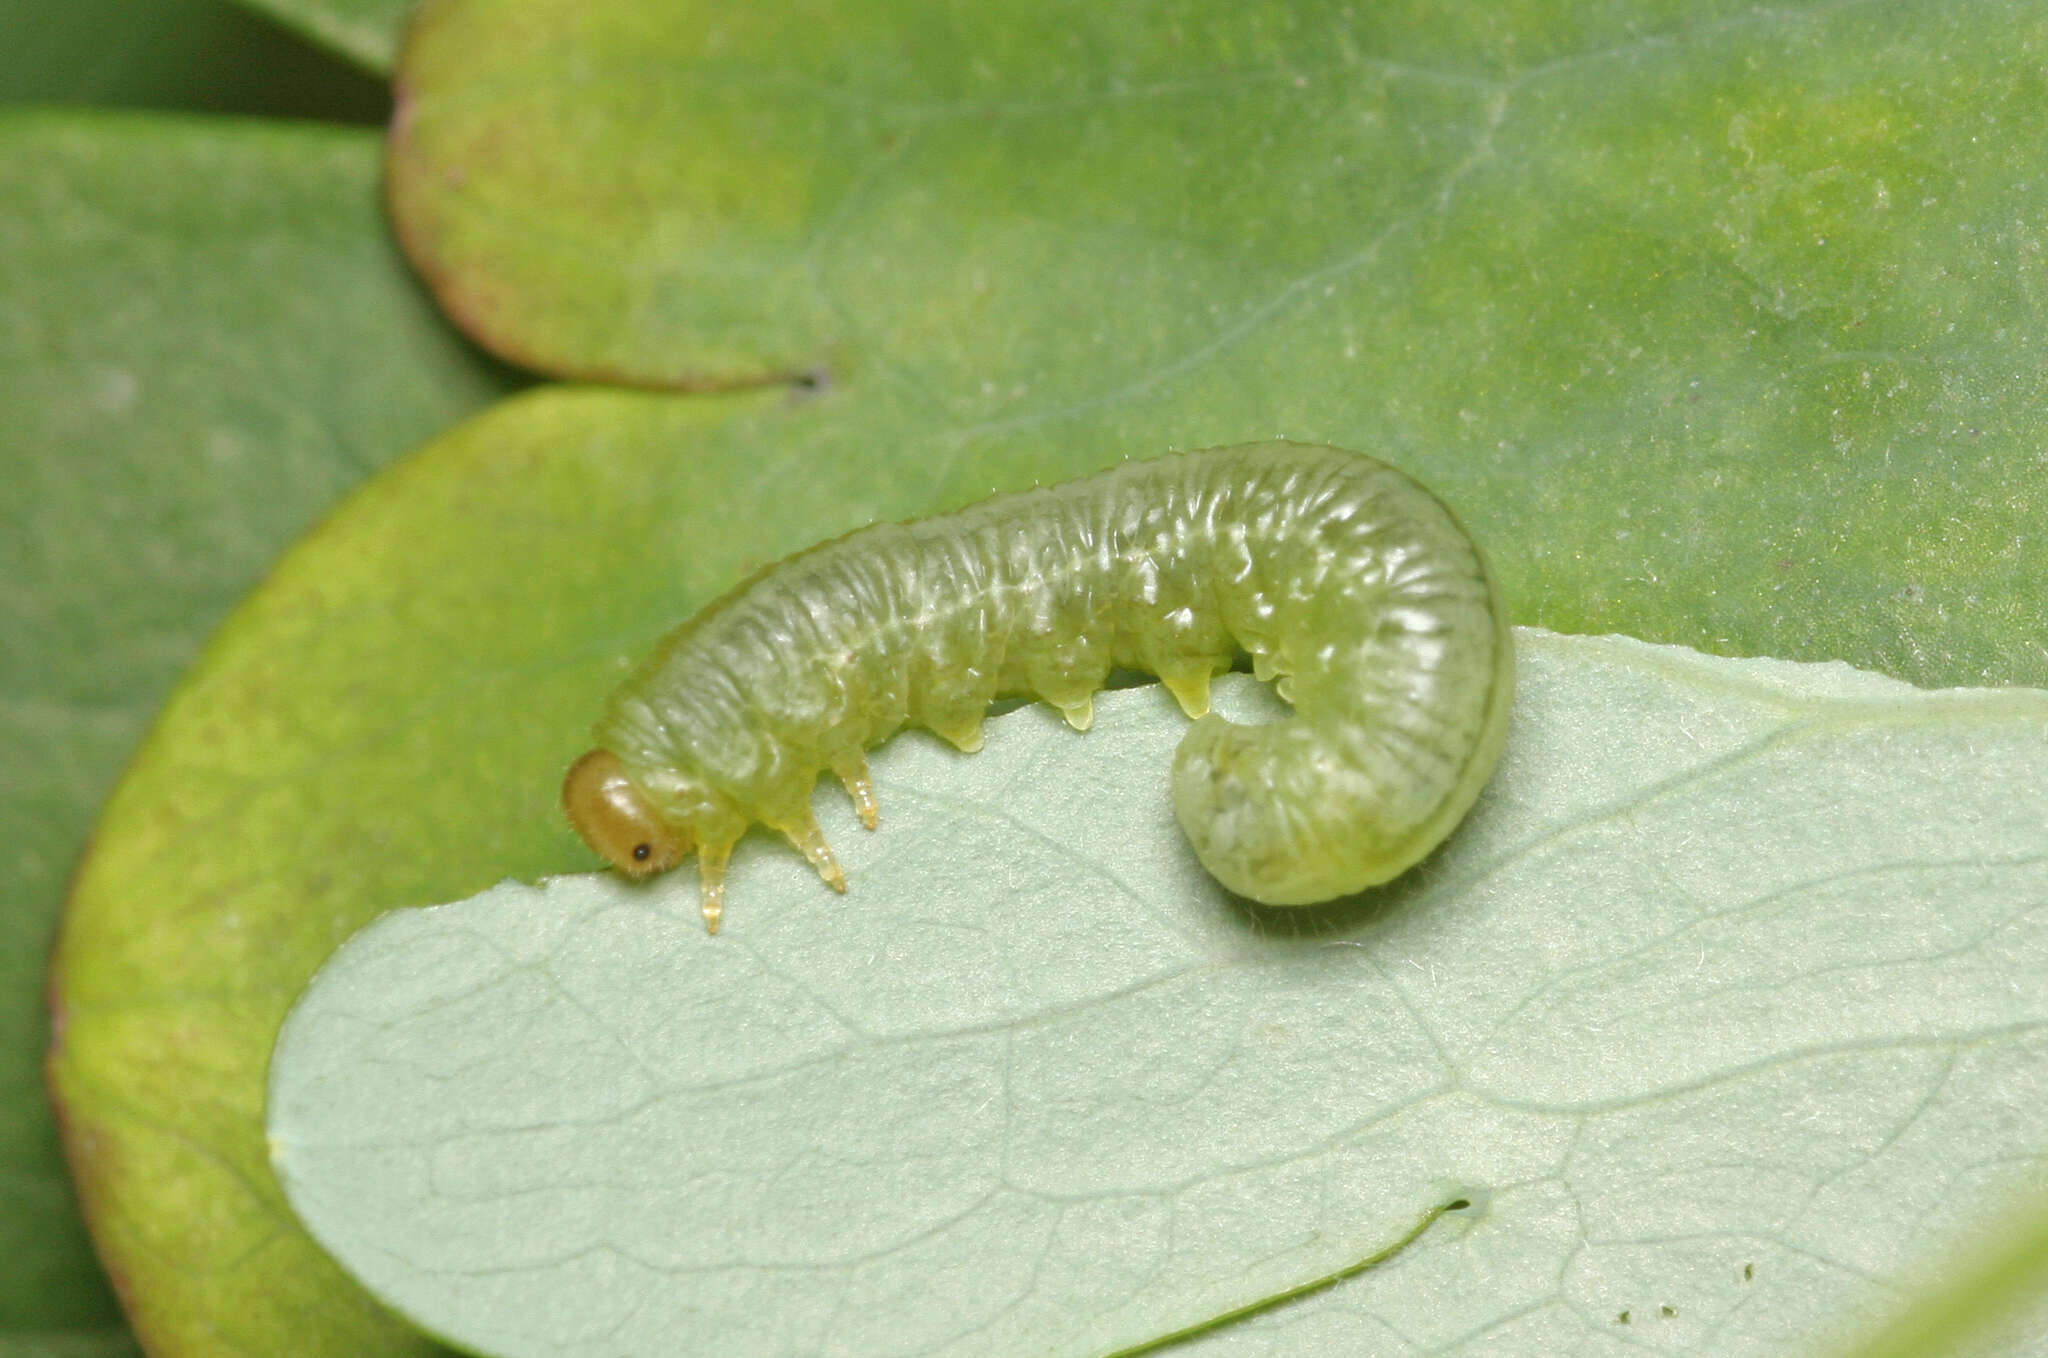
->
[3, 111, 516, 1354]
[0, 1333, 149, 1358]
[0, 0, 385, 120]
[388, 0, 2048, 689]
[232, 0, 414, 77]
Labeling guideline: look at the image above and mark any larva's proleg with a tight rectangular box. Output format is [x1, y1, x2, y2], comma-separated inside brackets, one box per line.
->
[563, 442, 1514, 932]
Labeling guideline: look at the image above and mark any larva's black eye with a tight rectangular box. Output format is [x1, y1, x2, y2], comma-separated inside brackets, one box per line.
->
[562, 749, 691, 877]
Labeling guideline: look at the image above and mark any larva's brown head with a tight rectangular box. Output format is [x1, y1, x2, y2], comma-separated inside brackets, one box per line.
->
[563, 749, 692, 877]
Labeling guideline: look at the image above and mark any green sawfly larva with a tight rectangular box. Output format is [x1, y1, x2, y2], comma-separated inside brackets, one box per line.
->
[565, 441, 1513, 932]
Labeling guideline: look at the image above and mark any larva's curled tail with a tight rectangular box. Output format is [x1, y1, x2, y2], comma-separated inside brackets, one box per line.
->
[1174, 717, 1352, 905]
[565, 441, 1514, 932]
[1172, 700, 1503, 904]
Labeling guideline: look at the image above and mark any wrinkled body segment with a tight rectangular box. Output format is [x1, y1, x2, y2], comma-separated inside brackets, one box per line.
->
[563, 441, 1514, 932]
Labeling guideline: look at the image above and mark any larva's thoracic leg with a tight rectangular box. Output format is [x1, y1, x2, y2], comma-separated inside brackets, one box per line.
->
[929, 717, 985, 753]
[1056, 696, 1094, 732]
[1156, 668, 1213, 720]
[778, 813, 847, 894]
[831, 753, 880, 830]
[696, 840, 733, 935]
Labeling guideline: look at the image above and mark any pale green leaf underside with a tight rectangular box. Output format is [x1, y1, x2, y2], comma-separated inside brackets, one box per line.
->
[269, 631, 2048, 1357]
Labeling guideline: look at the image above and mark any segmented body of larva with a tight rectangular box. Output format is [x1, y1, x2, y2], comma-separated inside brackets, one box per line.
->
[563, 441, 1514, 933]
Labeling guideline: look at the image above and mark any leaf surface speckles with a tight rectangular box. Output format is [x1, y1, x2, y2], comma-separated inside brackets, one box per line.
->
[270, 635, 2048, 1357]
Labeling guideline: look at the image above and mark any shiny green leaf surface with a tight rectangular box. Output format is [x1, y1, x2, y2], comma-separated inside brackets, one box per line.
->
[388, 0, 2048, 688]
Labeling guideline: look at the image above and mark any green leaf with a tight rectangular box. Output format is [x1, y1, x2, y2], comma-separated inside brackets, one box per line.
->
[268, 633, 2048, 1356]
[0, 1336, 143, 1358]
[0, 0, 387, 120]
[231, 0, 414, 75]
[7, 111, 515, 1352]
[386, 0, 2048, 688]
